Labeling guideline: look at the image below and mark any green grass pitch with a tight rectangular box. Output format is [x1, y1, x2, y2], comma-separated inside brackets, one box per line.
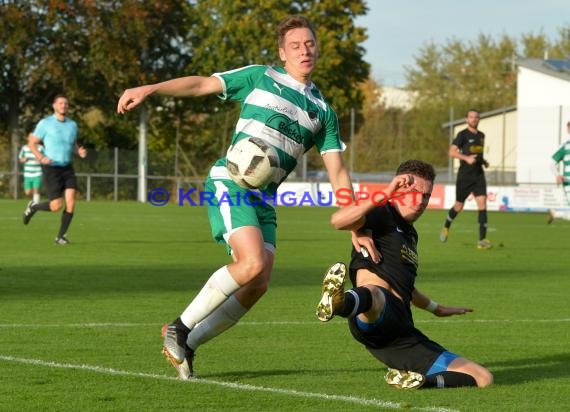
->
[1, 200, 569, 411]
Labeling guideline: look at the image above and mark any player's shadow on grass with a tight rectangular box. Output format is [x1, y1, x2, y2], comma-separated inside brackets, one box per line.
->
[77, 239, 208, 245]
[487, 352, 570, 384]
[205, 353, 570, 384]
[201, 366, 380, 380]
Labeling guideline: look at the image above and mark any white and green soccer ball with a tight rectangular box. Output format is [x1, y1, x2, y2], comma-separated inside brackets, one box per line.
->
[226, 136, 279, 189]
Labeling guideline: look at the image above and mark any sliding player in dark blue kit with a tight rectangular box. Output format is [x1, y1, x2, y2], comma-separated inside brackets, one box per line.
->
[316, 160, 493, 389]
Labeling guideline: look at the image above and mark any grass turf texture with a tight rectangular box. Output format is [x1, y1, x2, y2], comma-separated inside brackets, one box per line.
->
[1, 200, 569, 411]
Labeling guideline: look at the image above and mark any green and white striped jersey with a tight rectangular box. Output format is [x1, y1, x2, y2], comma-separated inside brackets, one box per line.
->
[211, 65, 344, 194]
[552, 140, 570, 184]
[18, 144, 44, 178]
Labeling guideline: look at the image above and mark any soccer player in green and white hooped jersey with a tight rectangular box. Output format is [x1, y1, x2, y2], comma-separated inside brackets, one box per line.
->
[547, 120, 570, 223]
[117, 15, 375, 380]
[208, 63, 341, 195]
[19, 140, 45, 203]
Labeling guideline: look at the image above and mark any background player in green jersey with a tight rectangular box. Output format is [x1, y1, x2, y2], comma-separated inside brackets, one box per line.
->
[547, 120, 570, 223]
[19, 137, 45, 204]
[117, 15, 373, 379]
[440, 109, 492, 249]
[317, 159, 493, 390]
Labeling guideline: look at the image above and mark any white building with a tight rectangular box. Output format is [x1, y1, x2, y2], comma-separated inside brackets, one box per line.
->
[379, 86, 417, 111]
[516, 59, 570, 185]
[443, 106, 518, 185]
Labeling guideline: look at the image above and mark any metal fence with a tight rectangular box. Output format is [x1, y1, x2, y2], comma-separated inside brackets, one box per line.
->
[0, 146, 206, 201]
[0, 158, 511, 203]
[0, 137, 520, 202]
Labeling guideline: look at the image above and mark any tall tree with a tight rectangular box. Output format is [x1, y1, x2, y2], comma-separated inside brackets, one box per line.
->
[157, 0, 370, 172]
[1, 0, 370, 182]
[0, 1, 63, 194]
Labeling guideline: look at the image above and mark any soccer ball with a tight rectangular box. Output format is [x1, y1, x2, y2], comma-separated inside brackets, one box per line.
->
[226, 137, 279, 189]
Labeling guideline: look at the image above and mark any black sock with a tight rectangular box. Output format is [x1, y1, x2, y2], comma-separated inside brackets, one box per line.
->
[423, 371, 477, 388]
[35, 202, 51, 212]
[174, 317, 191, 334]
[478, 210, 488, 240]
[336, 287, 372, 318]
[58, 211, 74, 238]
[444, 207, 458, 228]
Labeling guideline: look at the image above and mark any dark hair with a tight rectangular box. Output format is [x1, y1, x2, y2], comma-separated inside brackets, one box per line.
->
[277, 15, 316, 47]
[396, 159, 436, 182]
[466, 108, 480, 117]
[53, 94, 68, 103]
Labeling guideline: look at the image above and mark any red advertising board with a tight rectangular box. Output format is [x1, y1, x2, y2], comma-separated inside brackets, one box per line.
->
[358, 183, 446, 209]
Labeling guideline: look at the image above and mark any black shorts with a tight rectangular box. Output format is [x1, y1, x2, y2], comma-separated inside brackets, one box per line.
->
[348, 287, 448, 375]
[455, 172, 487, 203]
[42, 164, 78, 201]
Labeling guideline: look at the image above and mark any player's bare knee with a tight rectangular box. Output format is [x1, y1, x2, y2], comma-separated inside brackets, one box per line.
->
[50, 200, 63, 212]
[237, 256, 266, 280]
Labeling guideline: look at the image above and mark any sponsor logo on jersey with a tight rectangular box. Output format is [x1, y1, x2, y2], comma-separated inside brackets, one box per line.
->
[400, 243, 418, 268]
[266, 113, 303, 143]
[469, 145, 484, 154]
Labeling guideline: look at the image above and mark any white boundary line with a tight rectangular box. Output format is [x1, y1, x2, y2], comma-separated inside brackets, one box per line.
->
[0, 355, 458, 412]
[0, 318, 568, 328]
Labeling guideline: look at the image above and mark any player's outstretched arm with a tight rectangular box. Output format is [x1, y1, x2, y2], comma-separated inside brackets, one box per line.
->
[433, 304, 473, 317]
[412, 288, 473, 317]
[322, 151, 380, 261]
[117, 76, 223, 114]
[330, 173, 414, 231]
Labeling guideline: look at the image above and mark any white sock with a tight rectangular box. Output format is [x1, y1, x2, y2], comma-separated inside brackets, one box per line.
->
[32, 193, 40, 203]
[179, 266, 240, 329]
[186, 294, 248, 350]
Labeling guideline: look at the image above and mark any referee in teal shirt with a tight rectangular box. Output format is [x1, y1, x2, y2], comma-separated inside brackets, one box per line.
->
[24, 94, 87, 244]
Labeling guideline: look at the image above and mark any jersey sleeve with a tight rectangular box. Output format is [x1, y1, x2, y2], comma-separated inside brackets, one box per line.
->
[552, 141, 569, 163]
[452, 131, 464, 148]
[213, 65, 267, 102]
[33, 119, 48, 141]
[18, 147, 25, 158]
